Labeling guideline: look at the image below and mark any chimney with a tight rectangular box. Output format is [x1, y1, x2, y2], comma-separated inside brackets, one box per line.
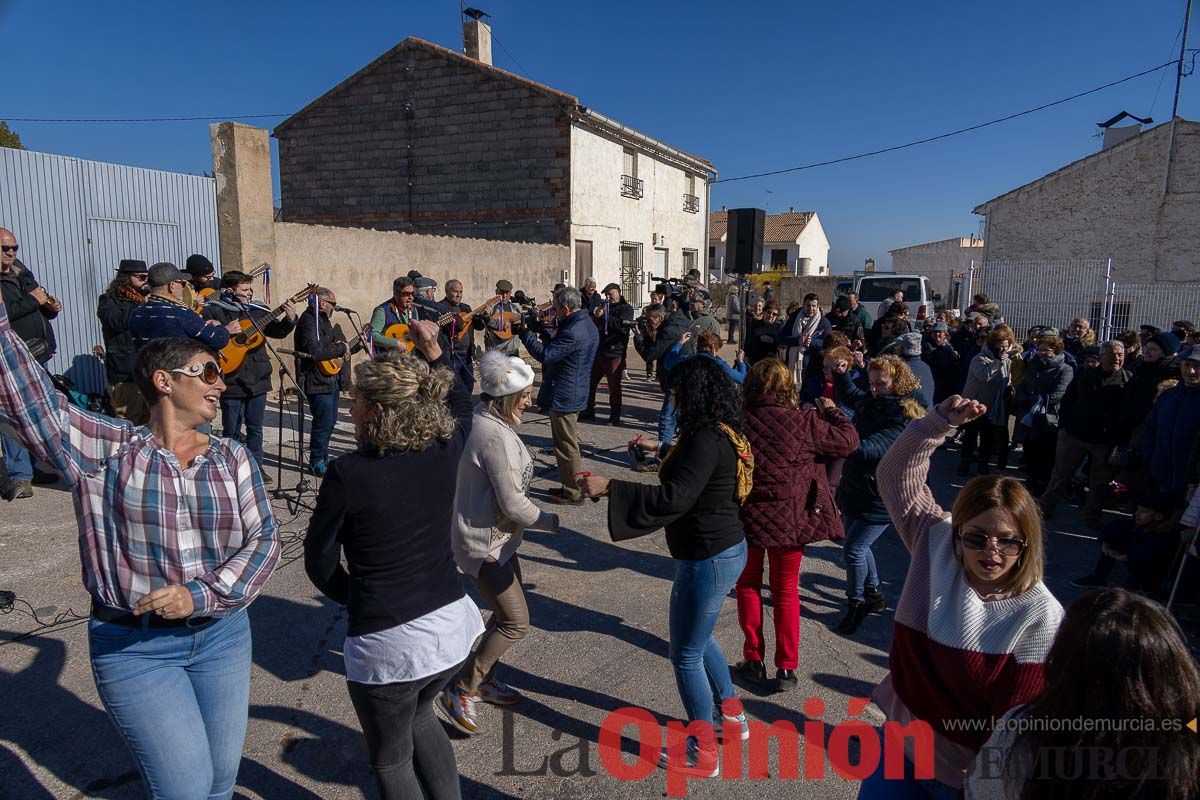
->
[463, 16, 493, 66]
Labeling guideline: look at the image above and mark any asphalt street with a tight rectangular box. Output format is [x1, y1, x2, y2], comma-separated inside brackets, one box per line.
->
[0, 347, 1149, 799]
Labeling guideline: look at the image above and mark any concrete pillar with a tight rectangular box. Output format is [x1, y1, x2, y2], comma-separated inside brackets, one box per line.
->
[210, 122, 276, 275]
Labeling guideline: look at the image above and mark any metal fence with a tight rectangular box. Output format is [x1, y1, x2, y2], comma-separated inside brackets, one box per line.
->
[0, 148, 219, 390]
[966, 259, 1200, 340]
[966, 259, 1114, 337]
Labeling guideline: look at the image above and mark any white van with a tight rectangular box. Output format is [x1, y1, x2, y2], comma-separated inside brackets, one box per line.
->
[854, 274, 939, 323]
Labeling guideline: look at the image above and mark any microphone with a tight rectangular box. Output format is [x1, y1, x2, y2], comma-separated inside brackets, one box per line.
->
[277, 348, 313, 359]
[336, 306, 358, 315]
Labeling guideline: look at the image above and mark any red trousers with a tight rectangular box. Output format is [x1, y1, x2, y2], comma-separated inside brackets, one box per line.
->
[734, 544, 804, 670]
[587, 356, 625, 421]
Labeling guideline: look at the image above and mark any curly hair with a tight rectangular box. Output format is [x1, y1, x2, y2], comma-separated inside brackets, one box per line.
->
[867, 354, 926, 420]
[744, 358, 797, 409]
[353, 351, 457, 454]
[670, 356, 743, 437]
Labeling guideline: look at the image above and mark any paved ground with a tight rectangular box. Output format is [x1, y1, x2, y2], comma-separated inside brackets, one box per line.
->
[0, 347, 1172, 799]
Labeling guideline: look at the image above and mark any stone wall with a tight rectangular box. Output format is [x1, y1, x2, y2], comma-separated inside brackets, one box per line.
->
[273, 221, 567, 316]
[978, 121, 1200, 283]
[275, 39, 571, 245]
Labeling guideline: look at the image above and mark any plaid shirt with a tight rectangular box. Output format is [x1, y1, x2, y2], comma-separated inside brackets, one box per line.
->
[0, 299, 280, 617]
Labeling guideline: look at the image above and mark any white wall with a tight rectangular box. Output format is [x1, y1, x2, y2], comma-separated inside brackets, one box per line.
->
[889, 237, 984, 306]
[795, 213, 830, 275]
[569, 124, 708, 302]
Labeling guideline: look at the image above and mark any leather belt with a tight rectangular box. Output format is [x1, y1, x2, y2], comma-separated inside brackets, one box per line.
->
[91, 600, 214, 630]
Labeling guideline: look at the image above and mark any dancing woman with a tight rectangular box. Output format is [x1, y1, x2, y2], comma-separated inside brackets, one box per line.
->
[439, 350, 560, 734]
[857, 395, 1063, 799]
[0, 293, 280, 800]
[305, 320, 480, 800]
[579, 357, 751, 777]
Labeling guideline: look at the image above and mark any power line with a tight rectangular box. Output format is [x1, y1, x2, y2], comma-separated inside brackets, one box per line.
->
[714, 59, 1182, 185]
[1149, 23, 1186, 118]
[3, 112, 292, 123]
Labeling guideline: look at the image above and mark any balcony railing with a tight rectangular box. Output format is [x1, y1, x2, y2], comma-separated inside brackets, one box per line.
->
[621, 175, 644, 199]
[683, 193, 700, 213]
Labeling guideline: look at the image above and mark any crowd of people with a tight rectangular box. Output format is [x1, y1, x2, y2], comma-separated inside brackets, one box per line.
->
[0, 227, 1198, 800]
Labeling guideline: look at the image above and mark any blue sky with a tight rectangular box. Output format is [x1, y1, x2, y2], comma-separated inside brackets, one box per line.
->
[3, 0, 1196, 270]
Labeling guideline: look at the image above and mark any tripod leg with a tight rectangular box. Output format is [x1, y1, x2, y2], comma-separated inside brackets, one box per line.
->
[274, 369, 285, 491]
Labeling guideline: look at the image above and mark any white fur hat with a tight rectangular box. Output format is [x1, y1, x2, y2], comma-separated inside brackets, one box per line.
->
[478, 349, 534, 397]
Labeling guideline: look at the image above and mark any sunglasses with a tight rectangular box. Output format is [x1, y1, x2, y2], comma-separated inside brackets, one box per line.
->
[0, 244, 17, 253]
[170, 361, 224, 384]
[958, 531, 1026, 557]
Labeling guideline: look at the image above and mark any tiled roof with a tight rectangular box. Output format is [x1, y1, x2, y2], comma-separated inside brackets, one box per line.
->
[708, 210, 815, 243]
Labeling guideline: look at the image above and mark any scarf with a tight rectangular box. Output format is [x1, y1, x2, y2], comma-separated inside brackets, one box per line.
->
[661, 423, 754, 504]
[786, 310, 823, 370]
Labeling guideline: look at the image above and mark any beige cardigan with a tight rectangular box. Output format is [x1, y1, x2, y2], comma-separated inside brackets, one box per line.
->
[451, 406, 556, 577]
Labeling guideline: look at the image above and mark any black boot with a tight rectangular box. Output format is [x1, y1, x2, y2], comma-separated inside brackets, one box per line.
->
[0, 589, 14, 612]
[837, 601, 869, 634]
[775, 669, 799, 691]
[863, 587, 886, 614]
[735, 659, 768, 685]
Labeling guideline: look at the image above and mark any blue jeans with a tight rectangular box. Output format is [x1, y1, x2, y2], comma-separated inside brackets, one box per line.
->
[2, 433, 32, 482]
[856, 727, 957, 800]
[309, 391, 339, 467]
[669, 539, 748, 726]
[657, 394, 677, 453]
[842, 519, 890, 602]
[89, 609, 252, 800]
[220, 394, 268, 467]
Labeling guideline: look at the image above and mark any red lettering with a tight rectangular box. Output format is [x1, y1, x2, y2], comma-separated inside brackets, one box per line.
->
[747, 720, 800, 780]
[828, 721, 881, 781]
[883, 719, 935, 779]
[598, 707, 660, 782]
[664, 720, 718, 797]
[802, 697, 827, 779]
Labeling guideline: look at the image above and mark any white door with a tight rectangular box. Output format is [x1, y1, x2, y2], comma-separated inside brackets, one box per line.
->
[653, 248, 669, 297]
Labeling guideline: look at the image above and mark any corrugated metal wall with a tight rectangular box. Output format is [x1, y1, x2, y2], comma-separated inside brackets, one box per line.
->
[0, 148, 219, 392]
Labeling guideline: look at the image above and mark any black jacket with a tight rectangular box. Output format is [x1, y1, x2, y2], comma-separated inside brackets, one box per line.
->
[1060, 366, 1131, 445]
[293, 307, 352, 396]
[834, 371, 916, 524]
[435, 299, 475, 355]
[607, 426, 745, 560]
[580, 290, 605, 315]
[635, 310, 692, 389]
[922, 342, 960, 403]
[0, 260, 57, 363]
[1016, 353, 1074, 419]
[827, 310, 866, 344]
[593, 299, 636, 360]
[304, 368, 473, 637]
[1116, 357, 1177, 446]
[744, 318, 784, 364]
[203, 294, 297, 399]
[96, 289, 143, 383]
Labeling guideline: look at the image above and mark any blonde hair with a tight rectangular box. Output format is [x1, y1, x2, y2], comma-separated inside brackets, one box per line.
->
[867, 354, 926, 420]
[951, 475, 1045, 594]
[744, 358, 798, 409]
[487, 389, 530, 425]
[353, 352, 457, 453]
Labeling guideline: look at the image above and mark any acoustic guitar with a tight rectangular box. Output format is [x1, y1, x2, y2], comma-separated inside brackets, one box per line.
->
[382, 295, 501, 352]
[218, 285, 317, 373]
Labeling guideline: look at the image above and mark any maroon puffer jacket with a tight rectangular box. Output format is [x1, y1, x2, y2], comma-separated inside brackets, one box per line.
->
[740, 395, 861, 549]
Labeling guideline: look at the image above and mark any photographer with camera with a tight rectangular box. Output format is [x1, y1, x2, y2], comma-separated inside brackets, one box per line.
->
[582, 283, 635, 426]
[634, 302, 693, 463]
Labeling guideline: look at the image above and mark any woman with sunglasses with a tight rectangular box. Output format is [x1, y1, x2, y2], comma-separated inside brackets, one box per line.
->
[856, 395, 1063, 800]
[0, 287, 280, 800]
[97, 259, 152, 423]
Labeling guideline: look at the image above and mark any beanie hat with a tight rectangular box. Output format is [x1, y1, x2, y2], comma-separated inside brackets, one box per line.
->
[478, 349, 534, 398]
[1149, 331, 1180, 356]
[184, 254, 214, 277]
[834, 296, 851, 312]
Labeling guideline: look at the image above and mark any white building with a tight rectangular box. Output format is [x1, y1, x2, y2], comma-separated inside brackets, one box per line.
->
[889, 236, 984, 309]
[707, 209, 830, 276]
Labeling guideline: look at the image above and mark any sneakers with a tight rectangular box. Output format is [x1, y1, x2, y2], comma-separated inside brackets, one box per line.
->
[438, 685, 480, 735]
[477, 677, 521, 705]
[776, 669, 799, 692]
[713, 710, 750, 741]
[1, 480, 32, 502]
[734, 659, 768, 685]
[1071, 573, 1109, 590]
[658, 737, 719, 777]
[261, 472, 273, 485]
[635, 461, 661, 474]
[0, 589, 14, 613]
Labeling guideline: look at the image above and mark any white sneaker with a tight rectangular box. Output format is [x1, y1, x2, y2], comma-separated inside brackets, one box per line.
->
[713, 711, 749, 742]
[437, 686, 480, 735]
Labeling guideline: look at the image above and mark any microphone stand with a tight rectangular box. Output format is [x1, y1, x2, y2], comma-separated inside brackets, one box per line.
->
[260, 334, 314, 513]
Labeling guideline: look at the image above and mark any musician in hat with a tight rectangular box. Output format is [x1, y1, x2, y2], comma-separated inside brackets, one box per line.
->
[475, 279, 521, 356]
[97, 259, 152, 424]
[184, 254, 219, 296]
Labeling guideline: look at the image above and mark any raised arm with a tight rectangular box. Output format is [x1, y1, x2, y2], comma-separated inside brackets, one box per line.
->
[606, 433, 719, 541]
[188, 446, 280, 615]
[0, 291, 134, 485]
[878, 397, 983, 552]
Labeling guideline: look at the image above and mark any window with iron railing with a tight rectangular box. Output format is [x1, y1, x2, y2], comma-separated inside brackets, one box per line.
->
[683, 194, 700, 213]
[621, 174, 644, 199]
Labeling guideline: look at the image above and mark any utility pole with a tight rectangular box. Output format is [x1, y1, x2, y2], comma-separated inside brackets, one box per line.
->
[1164, 0, 1194, 197]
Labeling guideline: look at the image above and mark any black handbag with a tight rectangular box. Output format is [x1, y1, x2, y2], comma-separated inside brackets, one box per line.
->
[24, 336, 51, 363]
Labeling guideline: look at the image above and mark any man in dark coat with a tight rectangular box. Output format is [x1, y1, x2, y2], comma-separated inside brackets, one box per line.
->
[1040, 340, 1131, 527]
[293, 288, 357, 476]
[202, 271, 299, 474]
[1, 226, 61, 500]
[583, 283, 635, 425]
[96, 259, 151, 423]
[436, 279, 476, 393]
[634, 302, 692, 448]
[579, 277, 605, 315]
[1140, 346, 1200, 503]
[922, 321, 960, 403]
[520, 286, 599, 505]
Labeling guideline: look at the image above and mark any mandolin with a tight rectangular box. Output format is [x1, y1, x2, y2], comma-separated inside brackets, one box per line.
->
[316, 324, 372, 377]
[218, 285, 317, 373]
[382, 295, 501, 352]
